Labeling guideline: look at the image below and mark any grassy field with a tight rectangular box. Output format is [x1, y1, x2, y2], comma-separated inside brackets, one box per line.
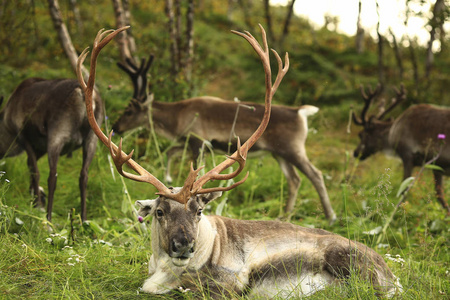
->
[0, 101, 448, 299]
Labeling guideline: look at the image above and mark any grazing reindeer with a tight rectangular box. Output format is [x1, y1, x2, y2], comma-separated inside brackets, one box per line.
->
[353, 84, 450, 213]
[78, 26, 402, 298]
[112, 47, 336, 224]
[0, 78, 103, 221]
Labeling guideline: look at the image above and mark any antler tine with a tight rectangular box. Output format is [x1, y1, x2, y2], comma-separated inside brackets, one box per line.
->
[117, 53, 154, 101]
[377, 84, 406, 120]
[354, 83, 381, 125]
[77, 26, 172, 197]
[190, 24, 289, 196]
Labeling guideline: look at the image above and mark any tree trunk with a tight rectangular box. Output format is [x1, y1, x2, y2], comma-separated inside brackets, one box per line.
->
[408, 37, 419, 97]
[375, 1, 384, 86]
[425, 0, 445, 79]
[122, 0, 137, 54]
[185, 0, 195, 86]
[47, 0, 88, 79]
[166, 0, 179, 75]
[175, 0, 183, 68]
[389, 27, 403, 81]
[111, 0, 133, 63]
[355, 0, 364, 54]
[263, 0, 274, 44]
[279, 0, 296, 47]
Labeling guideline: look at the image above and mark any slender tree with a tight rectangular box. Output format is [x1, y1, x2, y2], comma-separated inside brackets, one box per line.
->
[111, 0, 134, 63]
[47, 0, 88, 78]
[389, 27, 403, 81]
[185, 0, 195, 84]
[279, 0, 297, 47]
[263, 0, 274, 44]
[425, 0, 446, 79]
[355, 0, 365, 54]
[375, 1, 385, 87]
[404, 1, 419, 93]
[122, 0, 137, 54]
[166, 0, 180, 75]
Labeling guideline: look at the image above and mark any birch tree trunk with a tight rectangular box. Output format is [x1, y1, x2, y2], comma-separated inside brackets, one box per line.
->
[122, 0, 136, 54]
[375, 1, 384, 87]
[279, 0, 296, 47]
[355, 0, 364, 54]
[166, 0, 180, 75]
[47, 0, 88, 79]
[389, 27, 403, 81]
[425, 0, 445, 79]
[263, 0, 274, 44]
[111, 0, 134, 63]
[185, 0, 195, 84]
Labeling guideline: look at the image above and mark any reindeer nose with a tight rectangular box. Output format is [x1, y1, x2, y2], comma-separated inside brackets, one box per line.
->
[171, 240, 195, 259]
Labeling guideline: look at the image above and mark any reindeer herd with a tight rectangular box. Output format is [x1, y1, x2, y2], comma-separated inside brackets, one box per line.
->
[0, 25, 448, 297]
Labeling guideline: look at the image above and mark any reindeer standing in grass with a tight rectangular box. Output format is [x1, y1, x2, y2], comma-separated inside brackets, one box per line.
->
[353, 84, 450, 214]
[112, 45, 336, 223]
[0, 77, 103, 222]
[78, 26, 402, 298]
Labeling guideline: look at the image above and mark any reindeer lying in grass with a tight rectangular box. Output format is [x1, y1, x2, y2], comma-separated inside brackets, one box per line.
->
[78, 26, 403, 298]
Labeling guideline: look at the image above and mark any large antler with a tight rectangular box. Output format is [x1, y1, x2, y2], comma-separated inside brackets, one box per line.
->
[352, 84, 382, 126]
[77, 25, 289, 206]
[376, 84, 406, 120]
[117, 55, 154, 101]
[190, 24, 289, 195]
[77, 26, 172, 198]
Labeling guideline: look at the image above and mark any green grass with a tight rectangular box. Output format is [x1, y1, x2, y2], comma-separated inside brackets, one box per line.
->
[1, 105, 448, 299]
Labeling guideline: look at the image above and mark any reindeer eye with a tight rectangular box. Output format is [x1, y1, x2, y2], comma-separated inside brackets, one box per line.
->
[197, 209, 203, 216]
[156, 209, 164, 217]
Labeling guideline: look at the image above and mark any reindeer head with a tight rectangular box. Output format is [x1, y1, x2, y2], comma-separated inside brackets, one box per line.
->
[112, 94, 153, 134]
[112, 56, 154, 134]
[352, 84, 406, 160]
[135, 189, 221, 266]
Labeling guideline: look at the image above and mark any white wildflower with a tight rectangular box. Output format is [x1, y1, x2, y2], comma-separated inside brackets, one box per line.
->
[385, 253, 405, 266]
[363, 226, 382, 235]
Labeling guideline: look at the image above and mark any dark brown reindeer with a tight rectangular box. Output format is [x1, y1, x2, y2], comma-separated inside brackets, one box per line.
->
[112, 49, 336, 223]
[78, 26, 402, 298]
[0, 78, 103, 222]
[353, 84, 450, 214]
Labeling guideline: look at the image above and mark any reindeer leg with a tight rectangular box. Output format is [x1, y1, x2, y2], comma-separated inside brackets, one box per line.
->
[23, 141, 43, 208]
[433, 170, 450, 214]
[46, 144, 63, 222]
[291, 154, 336, 223]
[79, 135, 98, 221]
[273, 155, 301, 215]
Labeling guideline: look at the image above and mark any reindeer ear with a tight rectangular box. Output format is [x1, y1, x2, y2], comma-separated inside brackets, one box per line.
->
[135, 199, 158, 217]
[197, 192, 223, 206]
